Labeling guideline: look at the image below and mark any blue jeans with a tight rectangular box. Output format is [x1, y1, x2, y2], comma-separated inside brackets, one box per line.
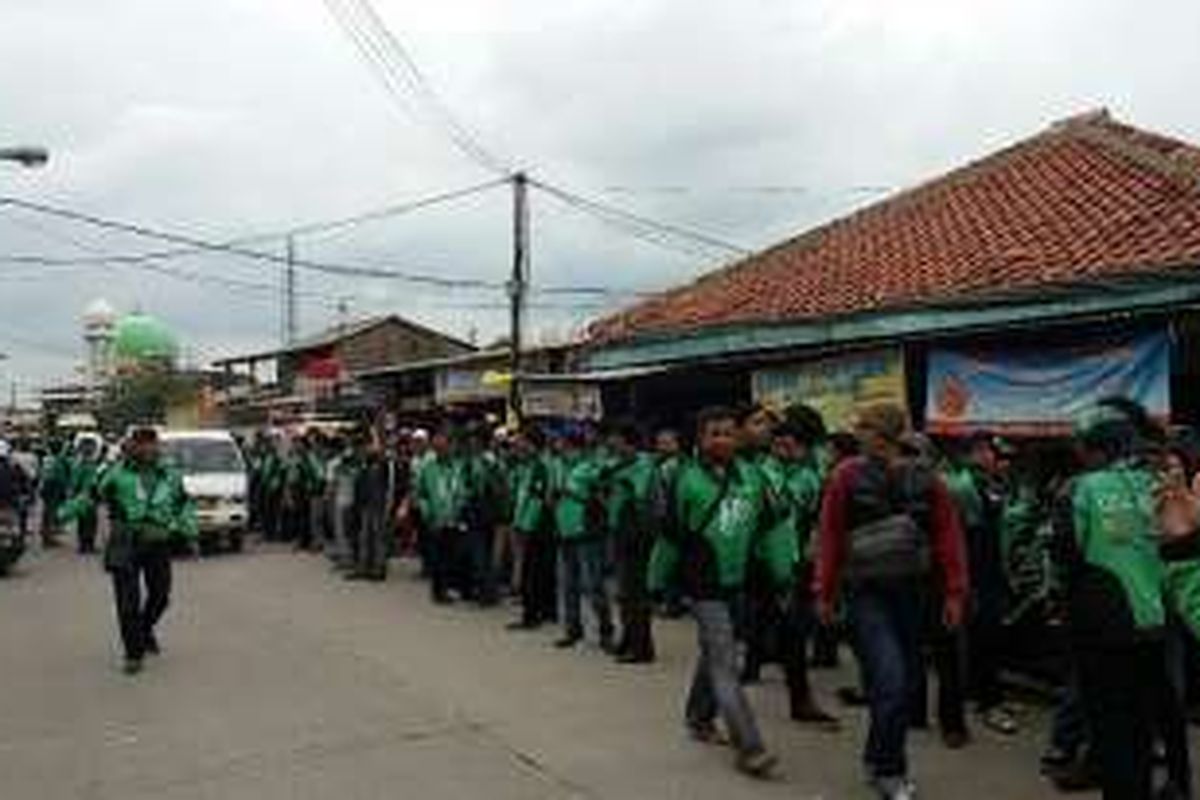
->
[850, 580, 922, 779]
[559, 538, 612, 641]
[686, 598, 765, 755]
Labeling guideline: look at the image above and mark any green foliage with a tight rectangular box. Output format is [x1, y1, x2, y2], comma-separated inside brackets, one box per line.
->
[97, 370, 197, 435]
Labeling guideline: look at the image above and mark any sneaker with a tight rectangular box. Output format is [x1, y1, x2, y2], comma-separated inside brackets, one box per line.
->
[143, 633, 161, 656]
[869, 775, 918, 799]
[837, 686, 868, 707]
[123, 657, 143, 675]
[980, 707, 1018, 736]
[735, 749, 779, 780]
[554, 634, 581, 649]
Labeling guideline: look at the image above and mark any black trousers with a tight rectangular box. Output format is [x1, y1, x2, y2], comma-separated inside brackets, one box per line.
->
[911, 592, 968, 735]
[110, 543, 172, 661]
[429, 527, 463, 601]
[519, 534, 558, 625]
[615, 537, 655, 659]
[77, 511, 98, 554]
[1076, 640, 1163, 800]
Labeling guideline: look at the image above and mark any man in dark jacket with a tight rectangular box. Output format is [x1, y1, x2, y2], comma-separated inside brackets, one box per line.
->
[814, 403, 967, 800]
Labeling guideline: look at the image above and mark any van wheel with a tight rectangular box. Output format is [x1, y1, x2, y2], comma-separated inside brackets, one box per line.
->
[228, 530, 245, 553]
[198, 535, 218, 557]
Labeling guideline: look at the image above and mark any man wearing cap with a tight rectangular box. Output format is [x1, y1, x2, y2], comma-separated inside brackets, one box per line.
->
[814, 403, 967, 800]
[1052, 404, 1168, 799]
[93, 427, 196, 674]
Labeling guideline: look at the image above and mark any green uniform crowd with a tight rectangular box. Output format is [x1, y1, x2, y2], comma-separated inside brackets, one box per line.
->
[11, 389, 1200, 799]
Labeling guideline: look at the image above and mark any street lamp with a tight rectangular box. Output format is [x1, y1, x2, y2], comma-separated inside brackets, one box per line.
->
[0, 146, 49, 168]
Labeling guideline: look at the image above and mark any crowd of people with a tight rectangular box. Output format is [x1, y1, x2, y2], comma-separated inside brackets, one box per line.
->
[3, 392, 1200, 799]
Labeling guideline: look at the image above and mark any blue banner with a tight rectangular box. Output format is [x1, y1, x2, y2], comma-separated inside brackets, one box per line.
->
[926, 330, 1170, 435]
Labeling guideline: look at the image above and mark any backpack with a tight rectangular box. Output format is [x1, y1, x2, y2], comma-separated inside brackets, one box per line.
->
[845, 458, 934, 583]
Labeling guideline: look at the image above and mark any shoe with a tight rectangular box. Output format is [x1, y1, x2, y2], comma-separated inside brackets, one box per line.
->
[687, 721, 730, 746]
[941, 729, 970, 750]
[344, 571, 367, 581]
[616, 652, 655, 665]
[506, 620, 541, 631]
[432, 594, 455, 605]
[837, 686, 868, 707]
[790, 701, 840, 730]
[979, 706, 1018, 736]
[735, 749, 779, 780]
[1049, 759, 1100, 792]
[554, 634, 581, 649]
[143, 633, 161, 656]
[1039, 746, 1074, 773]
[599, 638, 617, 655]
[123, 657, 143, 675]
[869, 775, 917, 799]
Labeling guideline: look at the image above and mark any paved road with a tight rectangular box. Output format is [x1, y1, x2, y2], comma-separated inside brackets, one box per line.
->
[0, 545, 1065, 800]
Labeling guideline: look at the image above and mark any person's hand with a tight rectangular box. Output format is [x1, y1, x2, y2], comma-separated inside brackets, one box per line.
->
[817, 597, 836, 626]
[943, 597, 965, 630]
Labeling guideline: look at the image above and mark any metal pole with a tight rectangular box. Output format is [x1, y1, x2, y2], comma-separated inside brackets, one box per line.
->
[508, 172, 528, 425]
[285, 236, 297, 346]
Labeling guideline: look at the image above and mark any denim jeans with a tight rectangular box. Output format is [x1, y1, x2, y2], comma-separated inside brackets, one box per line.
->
[559, 538, 612, 641]
[850, 580, 923, 779]
[1050, 672, 1089, 757]
[686, 598, 765, 755]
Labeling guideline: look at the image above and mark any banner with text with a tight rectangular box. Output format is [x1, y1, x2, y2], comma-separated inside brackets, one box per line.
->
[752, 348, 907, 432]
[925, 329, 1170, 435]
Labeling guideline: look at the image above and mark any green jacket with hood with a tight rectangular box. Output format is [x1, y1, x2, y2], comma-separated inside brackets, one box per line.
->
[1053, 462, 1165, 646]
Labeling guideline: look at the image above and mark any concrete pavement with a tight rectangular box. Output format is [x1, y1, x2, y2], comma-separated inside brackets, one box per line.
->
[0, 545, 1066, 799]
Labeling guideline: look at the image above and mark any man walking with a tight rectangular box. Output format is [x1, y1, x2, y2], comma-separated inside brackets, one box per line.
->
[553, 429, 613, 650]
[92, 427, 195, 675]
[814, 403, 967, 799]
[648, 406, 782, 779]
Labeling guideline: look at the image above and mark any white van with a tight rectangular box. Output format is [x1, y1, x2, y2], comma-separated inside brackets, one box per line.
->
[159, 430, 248, 554]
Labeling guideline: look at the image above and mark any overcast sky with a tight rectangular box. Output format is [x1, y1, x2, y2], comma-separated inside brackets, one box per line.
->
[2, 0, 1199, 402]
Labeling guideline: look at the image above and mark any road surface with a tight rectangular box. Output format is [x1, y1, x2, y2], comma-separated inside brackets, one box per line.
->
[0, 545, 1065, 799]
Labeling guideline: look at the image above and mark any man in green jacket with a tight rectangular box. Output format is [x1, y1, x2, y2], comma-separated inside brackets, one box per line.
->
[647, 406, 782, 779]
[606, 420, 661, 664]
[97, 427, 196, 675]
[67, 437, 104, 554]
[761, 415, 839, 726]
[1052, 405, 1166, 799]
[553, 428, 614, 650]
[506, 426, 556, 629]
[413, 427, 469, 604]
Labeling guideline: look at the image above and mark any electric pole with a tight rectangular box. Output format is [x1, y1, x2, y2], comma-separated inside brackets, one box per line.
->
[284, 235, 298, 346]
[508, 172, 529, 426]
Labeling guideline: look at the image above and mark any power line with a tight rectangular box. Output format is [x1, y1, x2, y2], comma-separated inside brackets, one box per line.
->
[322, 0, 511, 175]
[0, 178, 505, 269]
[0, 195, 504, 290]
[529, 177, 753, 259]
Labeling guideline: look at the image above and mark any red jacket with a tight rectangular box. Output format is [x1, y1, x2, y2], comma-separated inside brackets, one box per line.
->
[813, 456, 968, 610]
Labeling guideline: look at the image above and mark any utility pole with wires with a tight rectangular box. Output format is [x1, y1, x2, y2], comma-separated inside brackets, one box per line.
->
[508, 172, 529, 426]
[283, 235, 298, 346]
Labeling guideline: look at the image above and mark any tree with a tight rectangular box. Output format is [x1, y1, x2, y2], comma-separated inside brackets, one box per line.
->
[97, 369, 198, 435]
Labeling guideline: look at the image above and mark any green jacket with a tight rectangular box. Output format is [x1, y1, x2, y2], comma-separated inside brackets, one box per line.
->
[554, 451, 606, 541]
[605, 452, 660, 541]
[1053, 462, 1165, 645]
[413, 455, 468, 532]
[757, 455, 822, 588]
[647, 457, 779, 598]
[98, 458, 197, 543]
[510, 456, 549, 536]
[60, 458, 103, 522]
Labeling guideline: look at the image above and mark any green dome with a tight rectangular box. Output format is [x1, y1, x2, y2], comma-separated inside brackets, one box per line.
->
[112, 313, 179, 364]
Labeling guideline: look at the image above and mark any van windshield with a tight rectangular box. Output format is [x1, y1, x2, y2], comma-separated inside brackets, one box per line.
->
[162, 439, 243, 475]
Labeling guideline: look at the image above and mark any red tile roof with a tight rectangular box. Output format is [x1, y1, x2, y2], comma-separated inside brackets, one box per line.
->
[590, 110, 1200, 343]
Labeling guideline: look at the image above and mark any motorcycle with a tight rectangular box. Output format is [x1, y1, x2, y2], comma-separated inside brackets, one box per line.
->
[0, 507, 24, 577]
